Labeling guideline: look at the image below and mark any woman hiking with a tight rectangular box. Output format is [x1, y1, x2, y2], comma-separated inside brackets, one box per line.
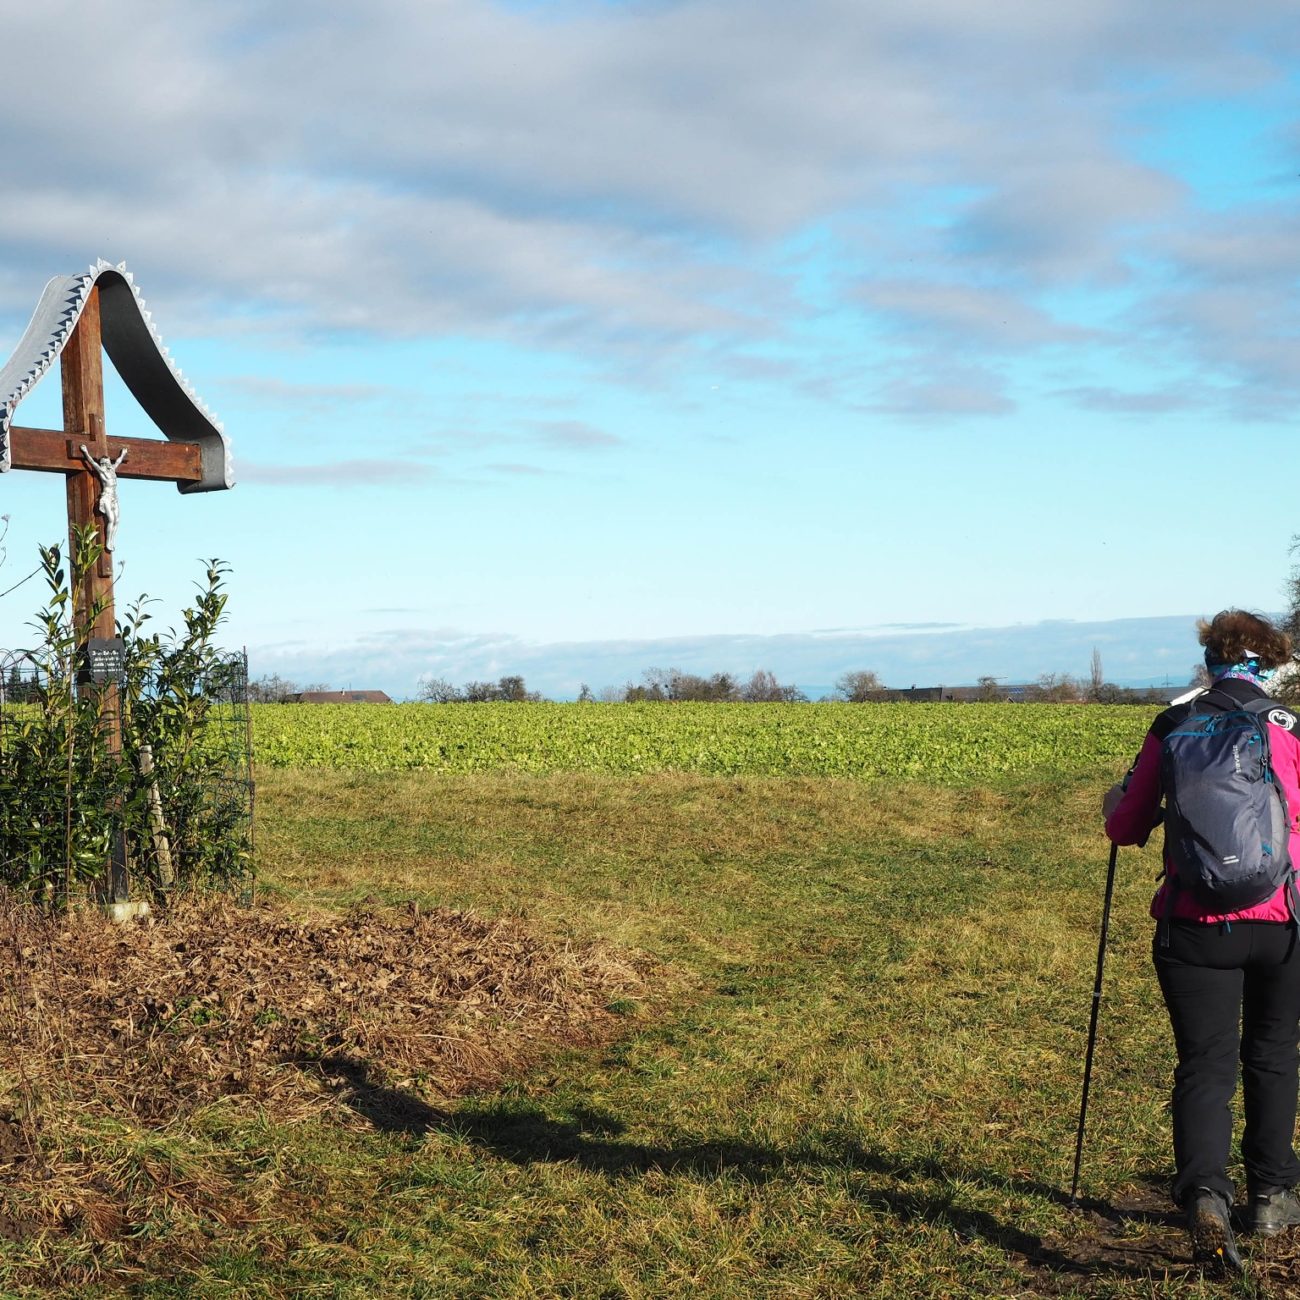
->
[1104, 609, 1300, 1273]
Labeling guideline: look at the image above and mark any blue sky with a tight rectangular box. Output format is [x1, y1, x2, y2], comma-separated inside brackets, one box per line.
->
[0, 0, 1296, 699]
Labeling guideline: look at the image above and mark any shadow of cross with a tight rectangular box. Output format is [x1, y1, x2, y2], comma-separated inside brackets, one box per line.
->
[0, 260, 234, 904]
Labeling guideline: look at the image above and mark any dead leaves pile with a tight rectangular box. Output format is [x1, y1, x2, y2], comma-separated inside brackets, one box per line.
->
[0, 895, 652, 1280]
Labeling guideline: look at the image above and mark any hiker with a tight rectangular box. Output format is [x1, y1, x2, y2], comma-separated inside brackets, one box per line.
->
[1103, 610, 1300, 1271]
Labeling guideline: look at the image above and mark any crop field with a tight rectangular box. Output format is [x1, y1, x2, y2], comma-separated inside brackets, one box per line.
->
[11, 702, 1300, 1298]
[251, 701, 1153, 779]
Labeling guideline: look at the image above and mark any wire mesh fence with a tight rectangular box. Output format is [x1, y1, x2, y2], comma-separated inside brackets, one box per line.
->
[142, 648, 255, 902]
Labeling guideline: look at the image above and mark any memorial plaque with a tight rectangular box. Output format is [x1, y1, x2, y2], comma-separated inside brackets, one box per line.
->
[86, 636, 126, 684]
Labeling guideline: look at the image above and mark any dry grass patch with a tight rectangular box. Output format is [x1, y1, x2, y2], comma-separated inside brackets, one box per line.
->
[257, 771, 1020, 955]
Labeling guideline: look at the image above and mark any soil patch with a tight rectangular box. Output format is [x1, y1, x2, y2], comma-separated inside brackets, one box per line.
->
[1026, 1182, 1300, 1296]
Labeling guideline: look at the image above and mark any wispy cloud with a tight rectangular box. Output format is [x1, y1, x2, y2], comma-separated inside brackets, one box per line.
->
[1056, 386, 1198, 415]
[534, 420, 623, 449]
[218, 376, 397, 407]
[860, 281, 1092, 350]
[486, 462, 548, 476]
[238, 458, 441, 486]
[866, 366, 1016, 418]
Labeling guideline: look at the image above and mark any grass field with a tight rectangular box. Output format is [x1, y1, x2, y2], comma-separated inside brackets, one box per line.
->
[4, 709, 1295, 1297]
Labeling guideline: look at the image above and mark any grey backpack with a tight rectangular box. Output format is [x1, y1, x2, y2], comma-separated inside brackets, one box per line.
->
[1160, 690, 1293, 911]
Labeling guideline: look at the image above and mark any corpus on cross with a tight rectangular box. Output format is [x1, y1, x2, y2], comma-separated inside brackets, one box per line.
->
[80, 443, 128, 551]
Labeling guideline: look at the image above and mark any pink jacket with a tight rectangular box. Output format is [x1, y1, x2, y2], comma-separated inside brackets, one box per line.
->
[1105, 681, 1300, 924]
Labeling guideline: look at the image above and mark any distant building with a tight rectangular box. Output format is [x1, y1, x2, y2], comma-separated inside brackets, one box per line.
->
[857, 683, 1190, 704]
[860, 686, 947, 703]
[292, 690, 393, 704]
[941, 685, 1027, 703]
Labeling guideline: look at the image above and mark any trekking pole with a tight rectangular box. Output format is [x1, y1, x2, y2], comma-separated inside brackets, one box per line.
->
[1069, 840, 1120, 1208]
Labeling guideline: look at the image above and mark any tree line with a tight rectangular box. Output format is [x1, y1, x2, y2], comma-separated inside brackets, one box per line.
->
[247, 657, 1203, 706]
[407, 660, 1189, 704]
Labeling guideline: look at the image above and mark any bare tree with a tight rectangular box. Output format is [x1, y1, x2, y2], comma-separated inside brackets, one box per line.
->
[248, 673, 300, 703]
[419, 676, 464, 703]
[742, 669, 806, 702]
[459, 675, 544, 703]
[834, 670, 884, 702]
[1027, 672, 1081, 703]
[1285, 535, 1300, 649]
[622, 667, 740, 702]
[615, 667, 809, 703]
[1279, 535, 1300, 706]
[496, 675, 531, 702]
[1087, 647, 1105, 702]
[640, 667, 674, 700]
[669, 671, 740, 702]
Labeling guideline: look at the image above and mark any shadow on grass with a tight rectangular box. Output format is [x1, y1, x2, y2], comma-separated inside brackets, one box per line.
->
[300, 1053, 1193, 1287]
[300, 1052, 783, 1179]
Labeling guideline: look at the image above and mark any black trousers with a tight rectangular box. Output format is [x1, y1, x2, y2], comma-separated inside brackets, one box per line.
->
[1154, 921, 1300, 1205]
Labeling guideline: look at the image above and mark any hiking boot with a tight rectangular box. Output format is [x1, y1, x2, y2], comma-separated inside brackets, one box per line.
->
[1247, 1185, 1300, 1236]
[1187, 1188, 1244, 1273]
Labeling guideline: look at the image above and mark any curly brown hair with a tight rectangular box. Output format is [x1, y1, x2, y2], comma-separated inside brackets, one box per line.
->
[1196, 609, 1292, 670]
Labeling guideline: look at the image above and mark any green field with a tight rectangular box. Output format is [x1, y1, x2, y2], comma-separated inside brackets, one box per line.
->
[251, 701, 1151, 779]
[9, 704, 1295, 1297]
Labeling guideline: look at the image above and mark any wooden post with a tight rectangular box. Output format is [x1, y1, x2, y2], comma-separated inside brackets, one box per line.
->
[138, 743, 174, 887]
[58, 288, 128, 902]
[61, 287, 115, 629]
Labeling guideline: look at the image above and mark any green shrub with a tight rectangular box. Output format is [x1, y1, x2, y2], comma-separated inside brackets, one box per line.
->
[0, 530, 251, 908]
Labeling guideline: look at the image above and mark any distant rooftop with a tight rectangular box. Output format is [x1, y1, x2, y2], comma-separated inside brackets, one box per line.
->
[293, 690, 393, 705]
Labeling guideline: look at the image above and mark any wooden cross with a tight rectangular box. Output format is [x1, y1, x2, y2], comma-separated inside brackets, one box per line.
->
[0, 261, 233, 905]
[7, 286, 205, 640]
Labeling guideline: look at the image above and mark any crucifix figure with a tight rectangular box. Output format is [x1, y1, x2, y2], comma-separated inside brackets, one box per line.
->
[0, 260, 234, 903]
[80, 443, 128, 551]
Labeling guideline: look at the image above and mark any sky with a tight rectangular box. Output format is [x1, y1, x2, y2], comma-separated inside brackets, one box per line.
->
[0, 0, 1296, 699]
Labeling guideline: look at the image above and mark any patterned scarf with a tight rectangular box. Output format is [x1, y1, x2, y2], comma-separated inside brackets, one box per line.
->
[1206, 656, 1275, 688]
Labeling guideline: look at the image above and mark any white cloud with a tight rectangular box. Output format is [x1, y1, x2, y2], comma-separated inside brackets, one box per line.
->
[860, 281, 1092, 349]
[950, 156, 1183, 283]
[0, 0, 1295, 406]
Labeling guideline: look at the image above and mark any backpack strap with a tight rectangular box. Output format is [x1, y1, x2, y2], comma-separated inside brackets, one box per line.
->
[1200, 685, 1244, 713]
[1245, 697, 1300, 729]
[1159, 872, 1178, 948]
